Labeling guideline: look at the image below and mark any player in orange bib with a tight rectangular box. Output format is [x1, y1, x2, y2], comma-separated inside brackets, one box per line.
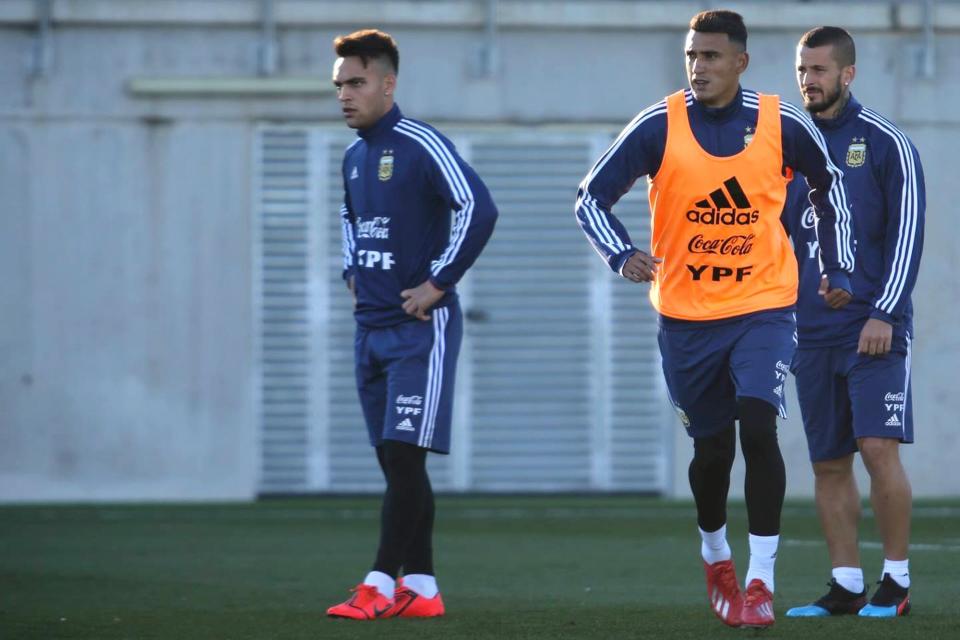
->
[575, 10, 855, 629]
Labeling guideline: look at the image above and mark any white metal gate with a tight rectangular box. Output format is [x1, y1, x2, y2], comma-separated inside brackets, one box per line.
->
[254, 125, 669, 494]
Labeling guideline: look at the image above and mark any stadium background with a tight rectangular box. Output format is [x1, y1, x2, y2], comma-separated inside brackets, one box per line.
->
[1, 0, 958, 502]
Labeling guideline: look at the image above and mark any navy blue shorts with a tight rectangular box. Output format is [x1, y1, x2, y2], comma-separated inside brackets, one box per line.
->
[354, 304, 462, 454]
[658, 308, 796, 438]
[791, 335, 914, 462]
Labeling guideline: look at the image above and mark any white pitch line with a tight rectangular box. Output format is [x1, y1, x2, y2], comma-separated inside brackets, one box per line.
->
[784, 539, 960, 552]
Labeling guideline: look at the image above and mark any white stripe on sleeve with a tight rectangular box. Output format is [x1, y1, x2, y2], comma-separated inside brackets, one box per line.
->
[395, 120, 475, 277]
[780, 101, 855, 271]
[858, 109, 919, 314]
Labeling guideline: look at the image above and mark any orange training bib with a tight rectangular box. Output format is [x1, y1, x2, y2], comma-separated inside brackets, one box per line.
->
[647, 90, 797, 320]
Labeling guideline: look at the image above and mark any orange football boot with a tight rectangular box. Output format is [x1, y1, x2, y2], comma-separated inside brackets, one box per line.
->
[391, 578, 446, 618]
[327, 584, 395, 620]
[741, 578, 775, 628]
[704, 559, 743, 627]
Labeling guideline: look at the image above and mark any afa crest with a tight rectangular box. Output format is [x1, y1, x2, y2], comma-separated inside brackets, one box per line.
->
[846, 137, 866, 168]
[378, 149, 394, 181]
[744, 126, 754, 149]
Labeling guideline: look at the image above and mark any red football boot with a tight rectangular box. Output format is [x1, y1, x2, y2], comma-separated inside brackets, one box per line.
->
[741, 578, 776, 628]
[703, 559, 743, 627]
[326, 584, 395, 620]
[391, 578, 446, 618]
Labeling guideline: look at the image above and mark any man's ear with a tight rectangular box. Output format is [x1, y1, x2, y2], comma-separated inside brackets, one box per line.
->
[384, 73, 397, 97]
[842, 64, 856, 87]
[738, 51, 750, 75]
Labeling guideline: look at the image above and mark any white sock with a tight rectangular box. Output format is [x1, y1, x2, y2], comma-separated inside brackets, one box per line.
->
[402, 573, 439, 598]
[745, 533, 779, 593]
[832, 566, 864, 593]
[882, 558, 910, 588]
[699, 524, 732, 564]
[363, 571, 395, 598]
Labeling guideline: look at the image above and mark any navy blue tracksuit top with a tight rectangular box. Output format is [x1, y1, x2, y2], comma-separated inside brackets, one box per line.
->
[782, 96, 925, 347]
[340, 105, 498, 328]
[576, 87, 855, 294]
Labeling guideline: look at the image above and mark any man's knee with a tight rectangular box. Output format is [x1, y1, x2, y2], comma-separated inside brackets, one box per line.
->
[812, 454, 855, 479]
[857, 437, 902, 472]
[381, 439, 427, 480]
[737, 397, 778, 453]
[692, 427, 736, 472]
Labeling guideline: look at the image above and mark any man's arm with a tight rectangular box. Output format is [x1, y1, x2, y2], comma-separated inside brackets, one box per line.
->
[858, 113, 926, 354]
[340, 189, 357, 298]
[423, 150, 498, 292]
[780, 101, 855, 294]
[781, 174, 850, 309]
[575, 101, 667, 276]
[395, 122, 498, 319]
[780, 174, 810, 240]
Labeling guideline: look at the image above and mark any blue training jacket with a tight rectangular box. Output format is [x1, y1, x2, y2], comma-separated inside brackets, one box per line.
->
[340, 104, 498, 328]
[576, 87, 855, 298]
[782, 95, 925, 348]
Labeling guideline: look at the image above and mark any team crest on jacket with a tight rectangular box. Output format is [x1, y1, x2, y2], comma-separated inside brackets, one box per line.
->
[378, 149, 394, 181]
[744, 126, 754, 149]
[846, 138, 866, 168]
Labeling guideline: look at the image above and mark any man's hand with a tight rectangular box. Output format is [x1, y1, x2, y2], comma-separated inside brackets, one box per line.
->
[346, 274, 357, 306]
[858, 317, 893, 356]
[818, 275, 852, 309]
[621, 251, 663, 283]
[400, 280, 445, 321]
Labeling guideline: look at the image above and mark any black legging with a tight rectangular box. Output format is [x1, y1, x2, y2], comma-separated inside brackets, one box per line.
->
[372, 440, 436, 578]
[688, 397, 786, 536]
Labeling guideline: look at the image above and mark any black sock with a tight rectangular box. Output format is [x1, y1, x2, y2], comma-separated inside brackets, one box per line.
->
[372, 440, 429, 578]
[689, 425, 736, 532]
[738, 397, 786, 536]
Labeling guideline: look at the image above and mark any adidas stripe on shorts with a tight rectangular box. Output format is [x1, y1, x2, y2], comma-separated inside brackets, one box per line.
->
[354, 303, 462, 454]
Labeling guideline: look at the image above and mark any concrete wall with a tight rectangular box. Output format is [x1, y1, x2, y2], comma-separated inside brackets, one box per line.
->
[1, 0, 957, 500]
[0, 118, 257, 500]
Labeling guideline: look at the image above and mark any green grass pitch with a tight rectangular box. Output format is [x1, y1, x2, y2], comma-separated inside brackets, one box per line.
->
[2, 496, 958, 639]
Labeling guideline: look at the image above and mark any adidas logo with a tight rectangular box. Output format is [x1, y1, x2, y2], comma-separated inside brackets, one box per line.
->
[350, 166, 359, 180]
[396, 418, 416, 432]
[711, 588, 732, 620]
[885, 414, 902, 427]
[686, 176, 759, 225]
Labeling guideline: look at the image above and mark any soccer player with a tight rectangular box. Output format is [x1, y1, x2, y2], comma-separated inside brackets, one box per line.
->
[576, 11, 854, 628]
[325, 29, 497, 620]
[783, 26, 923, 619]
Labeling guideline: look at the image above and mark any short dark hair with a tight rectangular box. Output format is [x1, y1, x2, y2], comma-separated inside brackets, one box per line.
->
[799, 26, 856, 67]
[334, 29, 399, 74]
[689, 10, 748, 49]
